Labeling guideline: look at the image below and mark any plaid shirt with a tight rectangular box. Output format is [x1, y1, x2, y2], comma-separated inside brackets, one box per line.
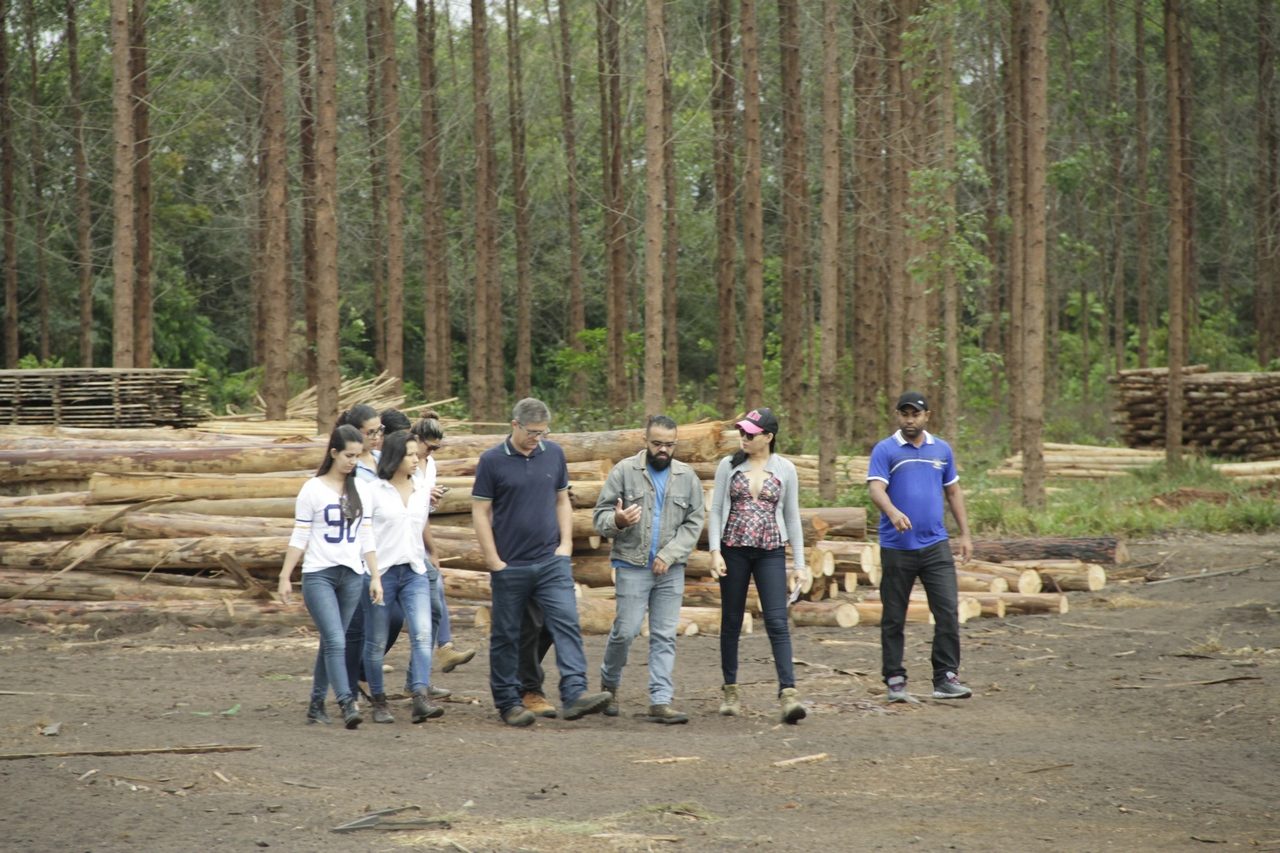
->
[721, 470, 783, 550]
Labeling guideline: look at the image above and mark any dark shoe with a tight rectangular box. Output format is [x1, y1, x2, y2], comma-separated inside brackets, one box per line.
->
[718, 684, 741, 716]
[501, 705, 536, 727]
[646, 704, 689, 725]
[562, 691, 612, 721]
[428, 685, 452, 700]
[371, 693, 395, 724]
[436, 642, 477, 673]
[886, 675, 911, 703]
[306, 697, 331, 725]
[339, 697, 362, 729]
[411, 689, 445, 723]
[601, 682, 619, 717]
[522, 692, 558, 718]
[779, 687, 807, 724]
[932, 672, 972, 699]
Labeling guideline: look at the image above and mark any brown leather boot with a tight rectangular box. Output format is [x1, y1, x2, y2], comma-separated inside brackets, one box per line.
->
[521, 692, 558, 718]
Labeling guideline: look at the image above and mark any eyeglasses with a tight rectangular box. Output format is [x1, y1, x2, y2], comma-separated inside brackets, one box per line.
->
[425, 443, 442, 452]
[648, 440, 677, 451]
[362, 426, 385, 437]
[518, 423, 550, 439]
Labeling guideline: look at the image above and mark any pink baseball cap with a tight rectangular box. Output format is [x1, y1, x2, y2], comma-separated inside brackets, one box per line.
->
[735, 407, 778, 435]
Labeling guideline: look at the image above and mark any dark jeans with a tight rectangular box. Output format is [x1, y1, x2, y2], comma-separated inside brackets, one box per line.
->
[518, 600, 554, 695]
[489, 554, 589, 712]
[344, 574, 404, 693]
[879, 540, 961, 685]
[718, 545, 795, 691]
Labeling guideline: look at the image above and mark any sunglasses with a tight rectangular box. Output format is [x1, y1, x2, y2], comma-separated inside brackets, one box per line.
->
[737, 427, 761, 439]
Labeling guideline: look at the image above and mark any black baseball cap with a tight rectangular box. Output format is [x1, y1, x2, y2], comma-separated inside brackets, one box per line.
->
[736, 407, 779, 435]
[895, 392, 928, 412]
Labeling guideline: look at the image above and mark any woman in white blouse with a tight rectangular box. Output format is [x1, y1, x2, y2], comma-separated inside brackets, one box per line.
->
[277, 424, 383, 729]
[363, 430, 443, 724]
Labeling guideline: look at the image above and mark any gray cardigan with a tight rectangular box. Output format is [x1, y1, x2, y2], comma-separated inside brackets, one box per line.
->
[707, 453, 805, 569]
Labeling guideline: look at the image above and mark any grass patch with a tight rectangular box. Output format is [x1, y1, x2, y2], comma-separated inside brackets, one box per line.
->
[963, 459, 1280, 537]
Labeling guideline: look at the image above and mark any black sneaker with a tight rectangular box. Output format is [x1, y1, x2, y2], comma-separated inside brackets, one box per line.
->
[932, 672, 972, 699]
[562, 691, 612, 720]
[501, 705, 536, 727]
[886, 676, 910, 703]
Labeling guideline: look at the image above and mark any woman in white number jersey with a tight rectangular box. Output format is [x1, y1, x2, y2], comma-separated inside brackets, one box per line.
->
[277, 424, 383, 729]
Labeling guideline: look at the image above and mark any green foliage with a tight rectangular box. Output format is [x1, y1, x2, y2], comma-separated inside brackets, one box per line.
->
[195, 364, 261, 416]
[17, 354, 64, 369]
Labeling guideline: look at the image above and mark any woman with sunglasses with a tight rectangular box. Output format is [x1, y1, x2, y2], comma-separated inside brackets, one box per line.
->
[411, 413, 478, 677]
[277, 424, 383, 729]
[707, 407, 810, 723]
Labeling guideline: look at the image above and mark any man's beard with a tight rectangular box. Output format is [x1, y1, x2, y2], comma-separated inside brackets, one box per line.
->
[646, 450, 672, 470]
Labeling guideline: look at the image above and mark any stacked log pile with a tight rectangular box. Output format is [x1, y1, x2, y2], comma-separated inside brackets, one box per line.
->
[0, 368, 209, 428]
[988, 443, 1164, 480]
[1111, 366, 1280, 460]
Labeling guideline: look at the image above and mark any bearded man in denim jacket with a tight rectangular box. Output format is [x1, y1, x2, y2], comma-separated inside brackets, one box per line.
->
[593, 415, 706, 724]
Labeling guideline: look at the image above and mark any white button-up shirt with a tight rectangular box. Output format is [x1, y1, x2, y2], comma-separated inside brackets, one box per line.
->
[367, 478, 430, 574]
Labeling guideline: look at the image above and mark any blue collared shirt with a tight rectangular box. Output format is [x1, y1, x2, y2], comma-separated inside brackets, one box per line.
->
[867, 430, 958, 551]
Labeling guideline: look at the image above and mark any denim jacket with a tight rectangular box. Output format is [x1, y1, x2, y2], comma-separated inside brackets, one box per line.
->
[593, 450, 706, 569]
[706, 453, 805, 569]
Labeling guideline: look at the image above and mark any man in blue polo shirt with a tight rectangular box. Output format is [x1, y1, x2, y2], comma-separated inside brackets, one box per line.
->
[472, 398, 612, 726]
[867, 391, 974, 702]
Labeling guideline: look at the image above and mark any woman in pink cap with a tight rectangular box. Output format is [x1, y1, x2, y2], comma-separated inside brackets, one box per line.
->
[707, 407, 810, 723]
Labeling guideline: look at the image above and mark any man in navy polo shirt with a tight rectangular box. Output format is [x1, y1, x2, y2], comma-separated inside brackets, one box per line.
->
[472, 397, 613, 726]
[867, 391, 974, 702]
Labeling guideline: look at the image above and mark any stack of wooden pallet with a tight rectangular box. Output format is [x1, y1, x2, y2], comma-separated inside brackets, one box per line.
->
[0, 368, 208, 428]
[1111, 366, 1280, 459]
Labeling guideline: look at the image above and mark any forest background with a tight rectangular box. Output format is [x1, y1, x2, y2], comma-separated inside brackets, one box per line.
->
[2, 0, 1278, 509]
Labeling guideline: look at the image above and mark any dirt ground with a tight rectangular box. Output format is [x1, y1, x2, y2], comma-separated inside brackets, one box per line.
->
[1, 534, 1277, 853]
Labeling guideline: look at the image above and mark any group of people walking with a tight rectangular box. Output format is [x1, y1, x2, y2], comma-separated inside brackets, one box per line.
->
[278, 391, 973, 729]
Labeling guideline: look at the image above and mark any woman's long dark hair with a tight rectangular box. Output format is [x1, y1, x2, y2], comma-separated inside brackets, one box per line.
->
[335, 404, 379, 432]
[317, 424, 365, 522]
[376, 430, 415, 480]
[380, 408, 412, 436]
[730, 431, 777, 468]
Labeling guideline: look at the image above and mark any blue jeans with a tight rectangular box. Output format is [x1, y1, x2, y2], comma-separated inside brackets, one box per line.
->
[302, 565, 365, 704]
[363, 564, 434, 695]
[489, 554, 589, 713]
[344, 578, 403, 692]
[719, 546, 795, 690]
[600, 563, 685, 705]
[879, 540, 961, 684]
[429, 568, 452, 647]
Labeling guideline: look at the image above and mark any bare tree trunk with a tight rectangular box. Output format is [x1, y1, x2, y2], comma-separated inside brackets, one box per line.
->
[941, 23, 960, 434]
[109, 0, 135, 368]
[884, 2, 906, 391]
[68, 0, 94, 367]
[712, 0, 737, 416]
[506, 0, 533, 399]
[642, 0, 666, 415]
[547, 0, 586, 402]
[259, 0, 289, 419]
[0, 0, 13, 368]
[21, 0, 47, 361]
[1021, 0, 1048, 509]
[295, 0, 317, 386]
[379, 0, 405, 390]
[130, 0, 152, 368]
[1258, 0, 1279, 365]
[470, 0, 497, 418]
[1006, 0, 1026, 452]
[417, 0, 450, 399]
[1164, 0, 1185, 468]
[662, 33, 679, 405]
[740, 0, 764, 410]
[1135, 0, 1151, 368]
[1107, 0, 1126, 371]
[365, 4, 386, 372]
[778, 0, 807, 425]
[598, 0, 627, 412]
[817, 0, 840, 501]
[313, 0, 341, 432]
[853, 0, 886, 444]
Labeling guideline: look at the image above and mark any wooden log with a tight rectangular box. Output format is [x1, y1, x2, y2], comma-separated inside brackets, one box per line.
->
[0, 505, 124, 537]
[431, 507, 600, 540]
[0, 568, 248, 602]
[682, 579, 760, 612]
[677, 605, 751, 636]
[438, 568, 493, 602]
[432, 421, 729, 464]
[0, 442, 324, 482]
[971, 536, 1129, 565]
[801, 574, 828, 601]
[0, 490, 92, 508]
[790, 600, 859, 627]
[969, 595, 1007, 618]
[799, 507, 867, 540]
[120, 513, 292, 539]
[966, 592, 1069, 615]
[573, 595, 617, 634]
[447, 604, 490, 630]
[1000, 559, 1107, 592]
[847, 599, 941, 626]
[0, 535, 288, 572]
[87, 472, 307, 503]
[965, 560, 1043, 594]
[955, 570, 1009, 593]
[0, 597, 311, 628]
[861, 589, 982, 622]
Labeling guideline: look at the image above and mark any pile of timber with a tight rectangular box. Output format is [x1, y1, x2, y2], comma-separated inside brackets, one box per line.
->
[204, 371, 415, 430]
[988, 443, 1165, 480]
[0, 419, 869, 634]
[0, 369, 209, 428]
[1111, 366, 1280, 460]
